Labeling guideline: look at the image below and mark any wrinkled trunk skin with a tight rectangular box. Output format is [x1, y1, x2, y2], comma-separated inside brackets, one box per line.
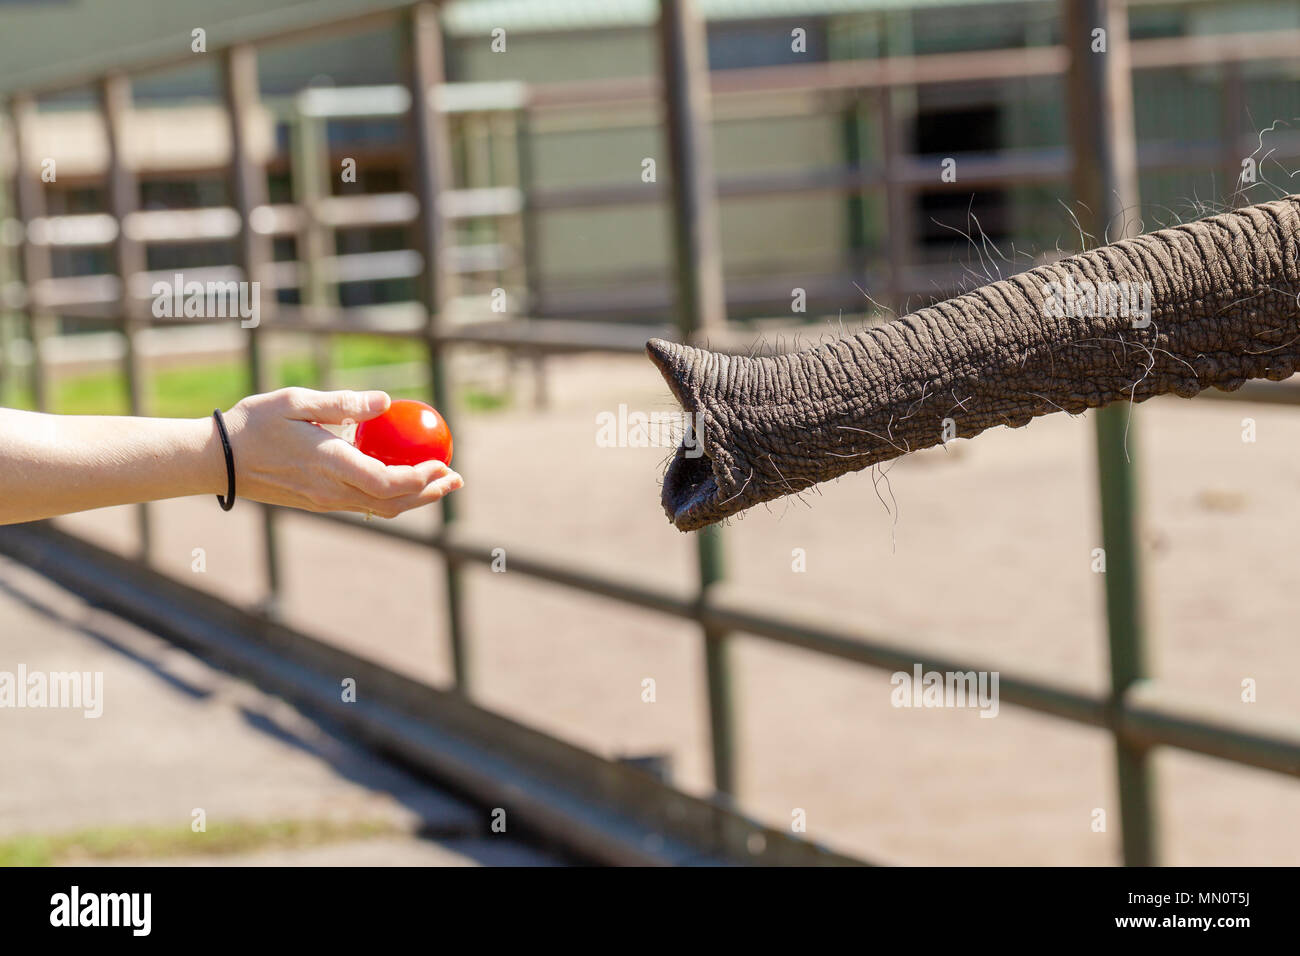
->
[648, 195, 1300, 531]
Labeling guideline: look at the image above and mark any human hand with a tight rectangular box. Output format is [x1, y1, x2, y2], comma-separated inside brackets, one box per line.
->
[219, 388, 463, 517]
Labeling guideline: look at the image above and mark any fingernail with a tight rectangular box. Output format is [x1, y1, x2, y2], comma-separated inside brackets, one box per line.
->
[365, 391, 390, 413]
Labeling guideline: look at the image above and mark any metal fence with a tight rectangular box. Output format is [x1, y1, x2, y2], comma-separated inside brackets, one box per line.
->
[3, 0, 1300, 865]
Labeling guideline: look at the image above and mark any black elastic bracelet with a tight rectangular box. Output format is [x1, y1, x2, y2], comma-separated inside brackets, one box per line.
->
[212, 409, 236, 511]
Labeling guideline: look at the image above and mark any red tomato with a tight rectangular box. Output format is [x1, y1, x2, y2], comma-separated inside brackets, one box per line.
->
[354, 399, 453, 467]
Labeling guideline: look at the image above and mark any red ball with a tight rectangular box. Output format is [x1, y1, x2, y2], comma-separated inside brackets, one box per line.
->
[354, 399, 453, 467]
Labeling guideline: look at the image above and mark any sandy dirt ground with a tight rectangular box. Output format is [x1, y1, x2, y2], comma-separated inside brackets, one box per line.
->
[49, 348, 1300, 866]
[0, 554, 561, 865]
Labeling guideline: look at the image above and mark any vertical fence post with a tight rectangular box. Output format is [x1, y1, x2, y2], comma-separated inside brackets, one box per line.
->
[880, 10, 917, 319]
[696, 523, 731, 793]
[223, 45, 283, 612]
[1220, 60, 1245, 208]
[878, 88, 912, 318]
[658, 0, 736, 796]
[0, 120, 11, 408]
[0, 230, 10, 409]
[290, 97, 336, 388]
[0, 111, 20, 408]
[510, 104, 549, 410]
[10, 94, 55, 414]
[405, 2, 468, 691]
[101, 72, 152, 561]
[658, 0, 727, 341]
[514, 103, 545, 319]
[841, 97, 869, 282]
[1063, 0, 1157, 866]
[513, 103, 550, 409]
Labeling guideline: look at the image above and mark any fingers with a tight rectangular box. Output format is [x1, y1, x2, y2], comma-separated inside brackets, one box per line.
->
[316, 467, 463, 518]
[329, 443, 451, 500]
[276, 387, 391, 425]
[362, 470, 463, 518]
[302, 442, 461, 515]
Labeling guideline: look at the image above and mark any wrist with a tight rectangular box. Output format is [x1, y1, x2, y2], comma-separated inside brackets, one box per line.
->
[193, 415, 230, 496]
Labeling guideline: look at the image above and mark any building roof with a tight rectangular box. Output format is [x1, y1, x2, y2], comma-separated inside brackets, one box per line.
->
[0, 0, 418, 96]
[0, 0, 1197, 97]
[442, 0, 1033, 34]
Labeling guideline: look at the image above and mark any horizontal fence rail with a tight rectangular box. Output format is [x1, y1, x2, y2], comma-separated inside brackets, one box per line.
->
[312, 510, 1300, 778]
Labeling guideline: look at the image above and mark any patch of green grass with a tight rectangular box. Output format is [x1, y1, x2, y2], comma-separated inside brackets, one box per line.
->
[5, 335, 509, 417]
[461, 386, 511, 412]
[0, 817, 402, 866]
[333, 334, 426, 370]
[45, 359, 306, 419]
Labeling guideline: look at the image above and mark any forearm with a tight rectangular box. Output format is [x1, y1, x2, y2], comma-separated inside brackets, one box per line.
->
[0, 409, 226, 524]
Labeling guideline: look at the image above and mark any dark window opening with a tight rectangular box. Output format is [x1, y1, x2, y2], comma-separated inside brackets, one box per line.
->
[913, 105, 1010, 262]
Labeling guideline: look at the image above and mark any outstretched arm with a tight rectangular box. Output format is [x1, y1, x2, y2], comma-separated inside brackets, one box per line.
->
[0, 387, 463, 525]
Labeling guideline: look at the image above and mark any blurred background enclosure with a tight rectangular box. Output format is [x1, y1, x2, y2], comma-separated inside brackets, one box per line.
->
[5, 0, 1300, 343]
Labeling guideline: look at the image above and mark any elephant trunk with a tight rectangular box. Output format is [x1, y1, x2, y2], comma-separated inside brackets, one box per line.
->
[648, 195, 1300, 531]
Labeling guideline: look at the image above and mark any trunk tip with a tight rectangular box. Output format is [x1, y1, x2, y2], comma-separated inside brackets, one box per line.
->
[645, 337, 704, 411]
[645, 337, 686, 373]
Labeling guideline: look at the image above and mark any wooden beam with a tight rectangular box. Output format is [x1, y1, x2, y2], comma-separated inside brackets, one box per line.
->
[101, 71, 152, 559]
[657, 0, 727, 339]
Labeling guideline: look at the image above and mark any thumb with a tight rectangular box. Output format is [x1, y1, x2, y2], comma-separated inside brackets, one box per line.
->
[284, 388, 391, 425]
